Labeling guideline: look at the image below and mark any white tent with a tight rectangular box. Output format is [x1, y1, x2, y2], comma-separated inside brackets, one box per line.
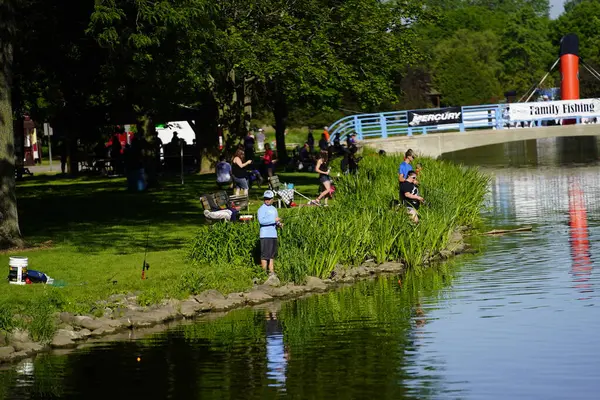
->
[156, 121, 196, 145]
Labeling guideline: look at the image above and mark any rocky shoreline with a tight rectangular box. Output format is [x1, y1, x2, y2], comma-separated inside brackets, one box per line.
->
[0, 230, 469, 366]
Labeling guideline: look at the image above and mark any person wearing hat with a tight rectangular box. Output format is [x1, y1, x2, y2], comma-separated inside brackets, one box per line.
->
[258, 190, 281, 276]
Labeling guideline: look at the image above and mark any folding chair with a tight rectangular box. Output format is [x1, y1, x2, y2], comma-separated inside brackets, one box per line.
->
[268, 175, 313, 207]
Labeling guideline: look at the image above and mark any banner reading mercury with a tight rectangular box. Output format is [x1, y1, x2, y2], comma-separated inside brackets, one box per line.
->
[508, 98, 600, 122]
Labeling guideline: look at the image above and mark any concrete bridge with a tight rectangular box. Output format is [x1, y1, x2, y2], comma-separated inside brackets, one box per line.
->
[328, 100, 600, 158]
[368, 123, 600, 158]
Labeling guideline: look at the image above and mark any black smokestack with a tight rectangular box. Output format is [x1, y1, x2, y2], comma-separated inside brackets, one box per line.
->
[560, 33, 579, 57]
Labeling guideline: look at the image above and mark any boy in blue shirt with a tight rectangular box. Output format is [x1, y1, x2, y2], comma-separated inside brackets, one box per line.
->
[398, 149, 415, 183]
[258, 190, 281, 275]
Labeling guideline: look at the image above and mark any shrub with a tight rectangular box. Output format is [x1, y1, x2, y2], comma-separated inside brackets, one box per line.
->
[187, 153, 489, 281]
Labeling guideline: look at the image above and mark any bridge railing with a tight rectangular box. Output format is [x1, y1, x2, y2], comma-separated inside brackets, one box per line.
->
[328, 100, 600, 143]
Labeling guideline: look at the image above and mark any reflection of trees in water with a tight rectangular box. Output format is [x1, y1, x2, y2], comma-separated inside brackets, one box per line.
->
[0, 264, 459, 400]
[557, 136, 599, 165]
[443, 136, 600, 168]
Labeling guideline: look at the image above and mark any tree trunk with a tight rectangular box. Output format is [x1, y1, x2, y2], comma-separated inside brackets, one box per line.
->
[189, 90, 220, 173]
[243, 76, 253, 133]
[273, 94, 288, 164]
[0, 1, 23, 248]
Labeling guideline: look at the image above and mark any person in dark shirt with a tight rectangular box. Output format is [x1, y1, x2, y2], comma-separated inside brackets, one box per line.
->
[318, 133, 328, 151]
[307, 131, 315, 153]
[400, 170, 424, 223]
[244, 132, 255, 161]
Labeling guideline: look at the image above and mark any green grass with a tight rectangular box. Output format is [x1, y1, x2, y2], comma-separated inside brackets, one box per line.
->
[188, 152, 490, 281]
[0, 169, 328, 339]
[0, 152, 488, 340]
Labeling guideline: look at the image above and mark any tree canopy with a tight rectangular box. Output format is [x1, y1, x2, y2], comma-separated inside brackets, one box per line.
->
[4, 0, 600, 246]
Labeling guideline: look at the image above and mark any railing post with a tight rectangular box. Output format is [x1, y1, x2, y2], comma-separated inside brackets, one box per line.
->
[459, 106, 465, 132]
[380, 114, 387, 138]
[354, 115, 363, 140]
[407, 127, 413, 137]
[576, 116, 581, 124]
[422, 127, 427, 135]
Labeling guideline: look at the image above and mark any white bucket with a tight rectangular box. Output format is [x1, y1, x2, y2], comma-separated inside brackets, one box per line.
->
[9, 257, 28, 285]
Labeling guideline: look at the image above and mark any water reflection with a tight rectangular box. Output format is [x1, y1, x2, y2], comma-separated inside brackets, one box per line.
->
[568, 178, 593, 300]
[2, 137, 600, 399]
[264, 305, 288, 390]
[441, 135, 600, 167]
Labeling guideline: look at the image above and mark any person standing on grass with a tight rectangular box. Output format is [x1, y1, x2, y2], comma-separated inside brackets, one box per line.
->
[232, 148, 252, 196]
[323, 126, 330, 142]
[244, 131, 256, 162]
[258, 190, 281, 276]
[257, 129, 266, 152]
[307, 131, 315, 153]
[400, 170, 424, 223]
[313, 150, 332, 205]
[262, 143, 276, 177]
[318, 133, 329, 151]
[398, 149, 417, 184]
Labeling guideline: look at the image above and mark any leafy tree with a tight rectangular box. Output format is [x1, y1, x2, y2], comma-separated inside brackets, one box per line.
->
[432, 30, 503, 105]
[551, 0, 600, 97]
[499, 6, 554, 97]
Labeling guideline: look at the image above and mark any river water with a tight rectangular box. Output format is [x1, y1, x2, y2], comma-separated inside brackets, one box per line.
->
[2, 137, 600, 399]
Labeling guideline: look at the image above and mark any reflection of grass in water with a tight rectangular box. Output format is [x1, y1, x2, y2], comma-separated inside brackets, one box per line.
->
[179, 310, 266, 349]
[280, 262, 457, 348]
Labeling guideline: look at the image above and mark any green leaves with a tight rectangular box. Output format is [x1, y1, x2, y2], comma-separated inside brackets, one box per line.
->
[187, 155, 488, 282]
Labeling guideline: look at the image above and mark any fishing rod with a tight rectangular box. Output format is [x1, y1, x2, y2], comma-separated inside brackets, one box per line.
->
[141, 222, 151, 280]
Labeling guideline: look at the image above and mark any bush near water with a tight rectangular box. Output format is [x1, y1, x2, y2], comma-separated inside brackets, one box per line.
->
[187, 153, 489, 283]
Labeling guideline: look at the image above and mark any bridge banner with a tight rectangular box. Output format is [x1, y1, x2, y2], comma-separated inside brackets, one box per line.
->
[408, 107, 462, 127]
[507, 98, 600, 121]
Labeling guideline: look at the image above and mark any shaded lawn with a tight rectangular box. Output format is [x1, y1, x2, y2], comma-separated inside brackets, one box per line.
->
[0, 170, 327, 315]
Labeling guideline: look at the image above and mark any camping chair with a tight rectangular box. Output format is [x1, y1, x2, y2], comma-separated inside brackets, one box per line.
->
[268, 175, 313, 208]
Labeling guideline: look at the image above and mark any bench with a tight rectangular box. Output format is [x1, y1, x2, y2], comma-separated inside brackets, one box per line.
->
[200, 191, 250, 223]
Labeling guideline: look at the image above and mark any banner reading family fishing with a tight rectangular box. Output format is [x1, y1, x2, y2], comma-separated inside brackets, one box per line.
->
[507, 98, 600, 122]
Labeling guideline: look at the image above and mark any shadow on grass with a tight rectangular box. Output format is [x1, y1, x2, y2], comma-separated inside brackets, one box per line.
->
[16, 170, 327, 254]
[17, 174, 220, 254]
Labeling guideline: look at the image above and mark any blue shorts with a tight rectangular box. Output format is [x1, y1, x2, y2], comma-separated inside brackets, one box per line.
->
[233, 177, 248, 190]
[319, 175, 331, 183]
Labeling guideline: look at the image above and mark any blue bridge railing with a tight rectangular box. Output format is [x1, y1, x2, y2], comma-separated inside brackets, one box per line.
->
[328, 101, 600, 143]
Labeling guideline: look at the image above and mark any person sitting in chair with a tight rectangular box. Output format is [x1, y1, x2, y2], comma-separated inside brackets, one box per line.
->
[216, 155, 232, 189]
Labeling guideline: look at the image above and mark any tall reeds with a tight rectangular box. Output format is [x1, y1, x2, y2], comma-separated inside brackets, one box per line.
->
[187, 152, 489, 283]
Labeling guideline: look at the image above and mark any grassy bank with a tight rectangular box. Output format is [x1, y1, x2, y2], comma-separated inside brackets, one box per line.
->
[0, 171, 319, 341]
[188, 152, 489, 282]
[0, 153, 487, 342]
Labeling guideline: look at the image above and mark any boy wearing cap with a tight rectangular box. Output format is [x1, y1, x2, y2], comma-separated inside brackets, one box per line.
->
[258, 190, 281, 275]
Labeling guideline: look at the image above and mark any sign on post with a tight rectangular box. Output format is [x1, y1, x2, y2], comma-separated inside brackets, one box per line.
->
[408, 107, 463, 127]
[44, 123, 53, 170]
